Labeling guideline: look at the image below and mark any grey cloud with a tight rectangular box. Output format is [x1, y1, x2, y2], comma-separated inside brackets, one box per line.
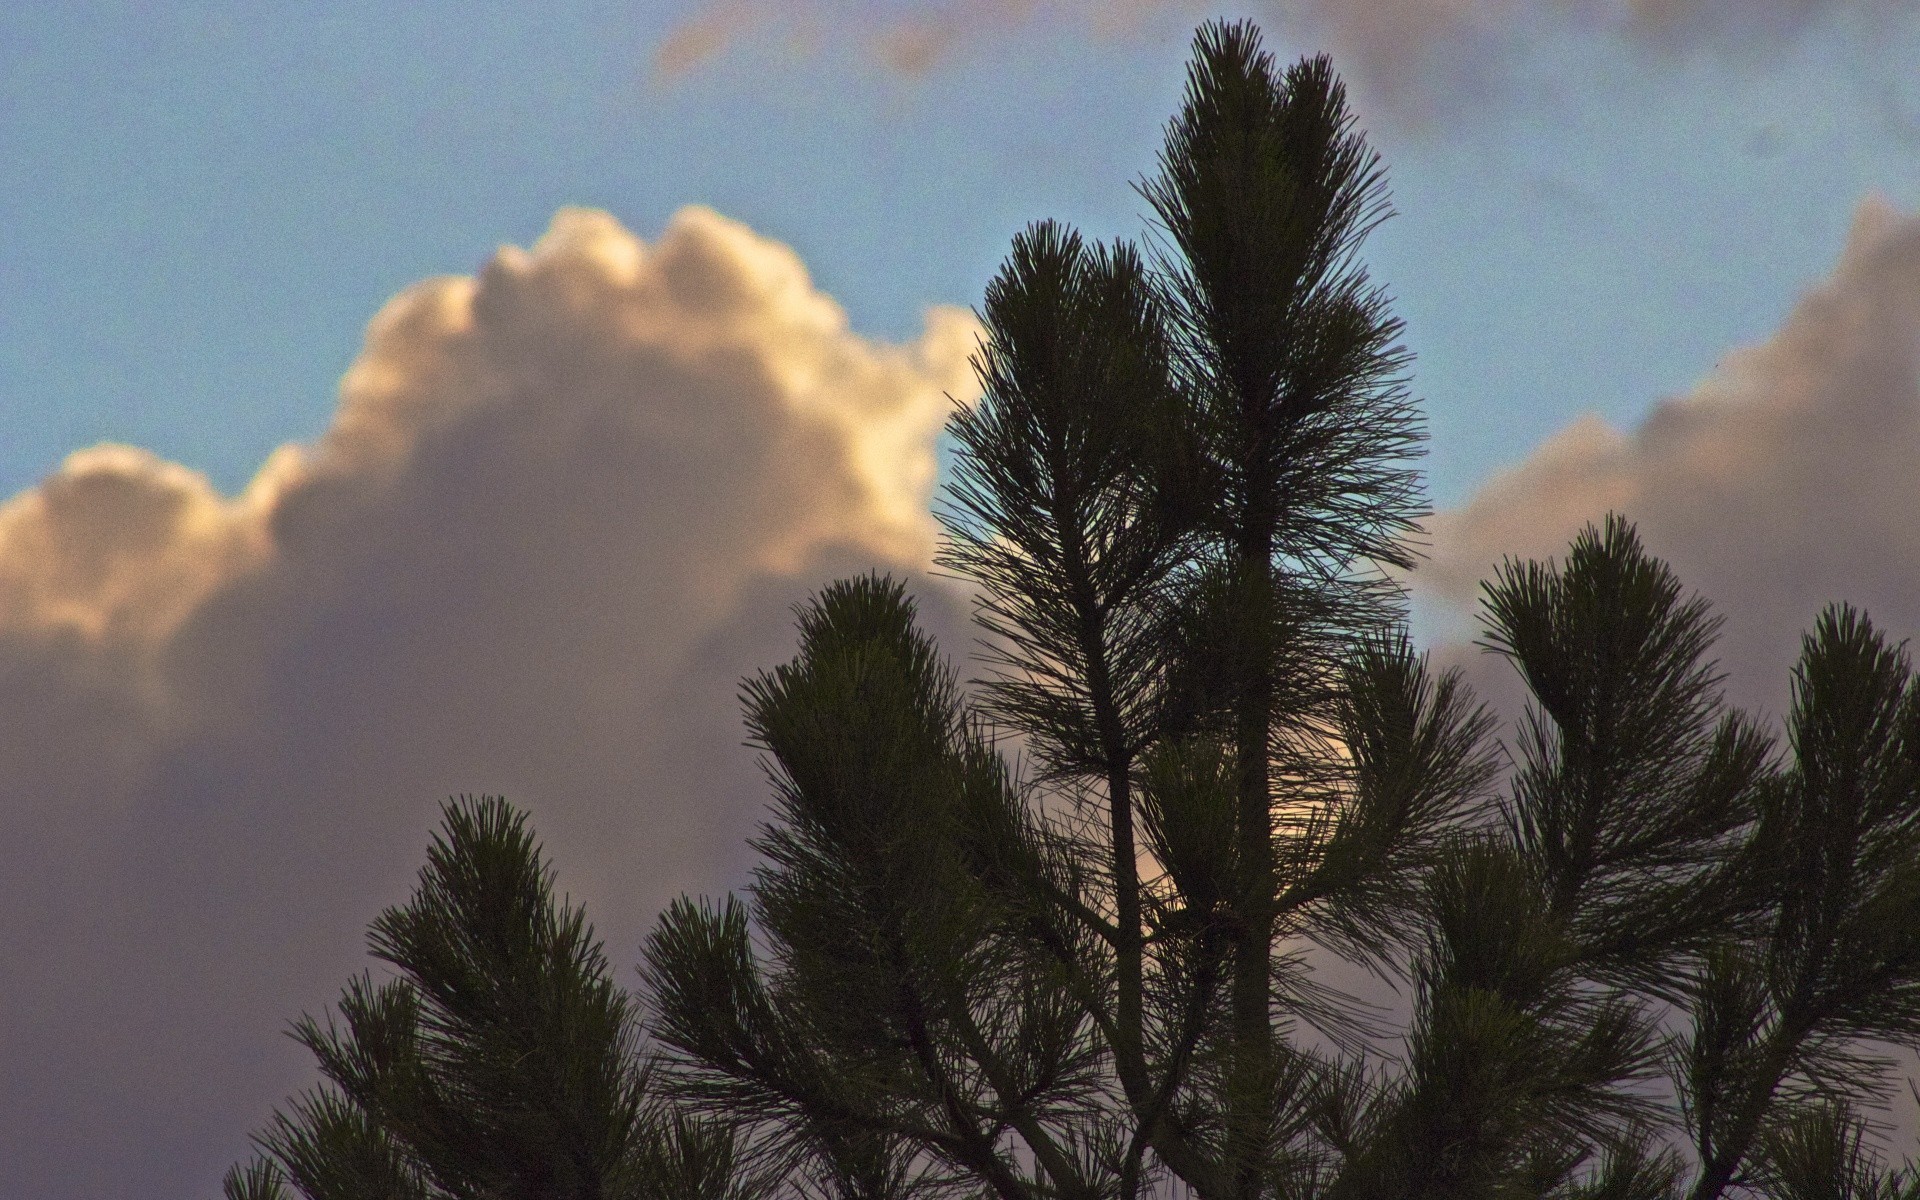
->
[647, 0, 1904, 117]
[0, 206, 980, 1198]
[1417, 197, 1920, 715]
[654, 1, 763, 79]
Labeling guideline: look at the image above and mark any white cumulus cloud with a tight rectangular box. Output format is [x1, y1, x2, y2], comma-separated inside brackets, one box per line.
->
[0, 205, 980, 1199]
[1417, 197, 1920, 713]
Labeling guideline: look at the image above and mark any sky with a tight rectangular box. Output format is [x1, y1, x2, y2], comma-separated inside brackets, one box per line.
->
[5, 2, 1920, 1195]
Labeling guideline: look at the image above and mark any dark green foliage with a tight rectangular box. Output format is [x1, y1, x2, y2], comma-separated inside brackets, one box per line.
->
[222, 1158, 294, 1200]
[253, 1085, 430, 1200]
[932, 24, 1440, 1200]
[1136, 34, 1424, 1200]
[1300, 634, 1499, 957]
[1337, 842, 1662, 1200]
[1750, 1104, 1920, 1200]
[645, 577, 1108, 1200]
[645, 16, 1920, 1198]
[1674, 607, 1920, 1200]
[229, 18, 1920, 1200]
[636, 19, 1920, 1200]
[1140, 28, 1420, 583]
[228, 797, 750, 1200]
[1481, 516, 1773, 996]
[942, 219, 1184, 784]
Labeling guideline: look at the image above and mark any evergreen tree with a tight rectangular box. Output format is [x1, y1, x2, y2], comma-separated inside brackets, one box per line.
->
[642, 21, 1920, 1200]
[231, 19, 1920, 1200]
[226, 797, 751, 1200]
[647, 22, 1478, 1200]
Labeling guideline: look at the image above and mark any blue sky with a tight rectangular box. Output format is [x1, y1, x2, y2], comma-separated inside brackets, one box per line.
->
[6, 1, 1916, 509]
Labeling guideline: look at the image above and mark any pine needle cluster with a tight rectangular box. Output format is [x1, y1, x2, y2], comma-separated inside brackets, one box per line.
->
[226, 798, 754, 1200]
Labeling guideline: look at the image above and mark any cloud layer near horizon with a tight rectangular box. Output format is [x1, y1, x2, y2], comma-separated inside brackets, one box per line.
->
[1417, 197, 1920, 714]
[0, 206, 980, 1199]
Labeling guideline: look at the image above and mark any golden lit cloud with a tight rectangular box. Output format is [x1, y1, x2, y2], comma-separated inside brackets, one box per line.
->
[0, 205, 979, 1197]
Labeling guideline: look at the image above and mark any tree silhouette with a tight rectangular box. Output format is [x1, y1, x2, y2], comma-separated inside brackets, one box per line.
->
[230, 20, 1920, 1200]
[225, 797, 752, 1200]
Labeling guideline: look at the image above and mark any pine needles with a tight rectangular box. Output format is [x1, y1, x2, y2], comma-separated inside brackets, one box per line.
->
[226, 20, 1920, 1200]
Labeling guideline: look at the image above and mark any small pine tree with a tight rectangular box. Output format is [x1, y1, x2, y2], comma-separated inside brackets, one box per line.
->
[226, 797, 753, 1200]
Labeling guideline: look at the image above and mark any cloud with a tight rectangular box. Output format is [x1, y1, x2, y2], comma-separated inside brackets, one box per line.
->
[646, 0, 1905, 115]
[0, 206, 981, 1199]
[1416, 197, 1920, 714]
[652, 0, 768, 81]
[647, 0, 1068, 83]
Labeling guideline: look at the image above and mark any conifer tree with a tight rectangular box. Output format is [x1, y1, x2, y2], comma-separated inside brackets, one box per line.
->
[230, 19, 1920, 1200]
[642, 20, 1920, 1200]
[225, 797, 750, 1200]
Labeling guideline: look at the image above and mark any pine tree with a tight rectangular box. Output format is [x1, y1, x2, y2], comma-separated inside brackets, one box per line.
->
[225, 797, 752, 1200]
[230, 20, 1920, 1200]
[641, 21, 1920, 1200]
